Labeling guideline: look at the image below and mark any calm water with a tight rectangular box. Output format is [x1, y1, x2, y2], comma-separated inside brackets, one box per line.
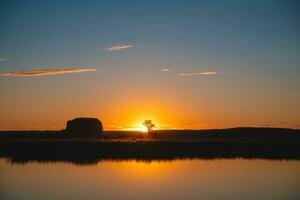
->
[0, 158, 299, 200]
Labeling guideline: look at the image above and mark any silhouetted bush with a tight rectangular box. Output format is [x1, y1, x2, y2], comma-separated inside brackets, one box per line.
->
[64, 118, 103, 136]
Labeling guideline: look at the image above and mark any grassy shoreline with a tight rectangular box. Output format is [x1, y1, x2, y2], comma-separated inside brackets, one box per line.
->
[1, 128, 300, 164]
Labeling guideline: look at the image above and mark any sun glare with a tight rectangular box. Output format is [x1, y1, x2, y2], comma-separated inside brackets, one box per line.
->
[122, 119, 158, 132]
[124, 123, 148, 132]
[136, 124, 148, 133]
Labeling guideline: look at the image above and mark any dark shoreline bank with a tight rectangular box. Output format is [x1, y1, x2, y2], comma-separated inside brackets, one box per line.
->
[1, 128, 300, 165]
[1, 140, 300, 165]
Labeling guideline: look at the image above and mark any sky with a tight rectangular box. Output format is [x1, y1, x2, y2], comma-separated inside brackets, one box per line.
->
[0, 0, 299, 130]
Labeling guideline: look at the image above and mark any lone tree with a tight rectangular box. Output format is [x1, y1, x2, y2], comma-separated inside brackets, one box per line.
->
[64, 117, 103, 136]
[143, 120, 155, 133]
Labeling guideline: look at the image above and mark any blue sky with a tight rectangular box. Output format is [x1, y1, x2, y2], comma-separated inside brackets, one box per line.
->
[0, 0, 299, 130]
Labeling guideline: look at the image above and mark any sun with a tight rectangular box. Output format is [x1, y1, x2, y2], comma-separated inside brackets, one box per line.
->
[129, 119, 157, 133]
[122, 123, 148, 132]
[136, 124, 148, 133]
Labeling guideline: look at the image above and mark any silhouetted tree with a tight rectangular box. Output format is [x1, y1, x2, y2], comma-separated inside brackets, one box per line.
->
[143, 120, 155, 133]
[64, 118, 103, 136]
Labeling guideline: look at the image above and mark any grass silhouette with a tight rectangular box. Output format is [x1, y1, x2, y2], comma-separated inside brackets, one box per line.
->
[0, 127, 300, 165]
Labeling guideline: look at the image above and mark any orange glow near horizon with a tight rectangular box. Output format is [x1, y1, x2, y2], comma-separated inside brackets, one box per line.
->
[0, 93, 299, 130]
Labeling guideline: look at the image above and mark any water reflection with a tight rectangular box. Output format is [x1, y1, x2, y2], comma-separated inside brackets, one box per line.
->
[1, 158, 300, 200]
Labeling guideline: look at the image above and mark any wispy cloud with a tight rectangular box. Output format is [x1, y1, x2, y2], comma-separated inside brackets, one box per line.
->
[178, 71, 218, 76]
[106, 44, 134, 52]
[0, 68, 98, 77]
[160, 68, 172, 72]
[0, 58, 8, 62]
